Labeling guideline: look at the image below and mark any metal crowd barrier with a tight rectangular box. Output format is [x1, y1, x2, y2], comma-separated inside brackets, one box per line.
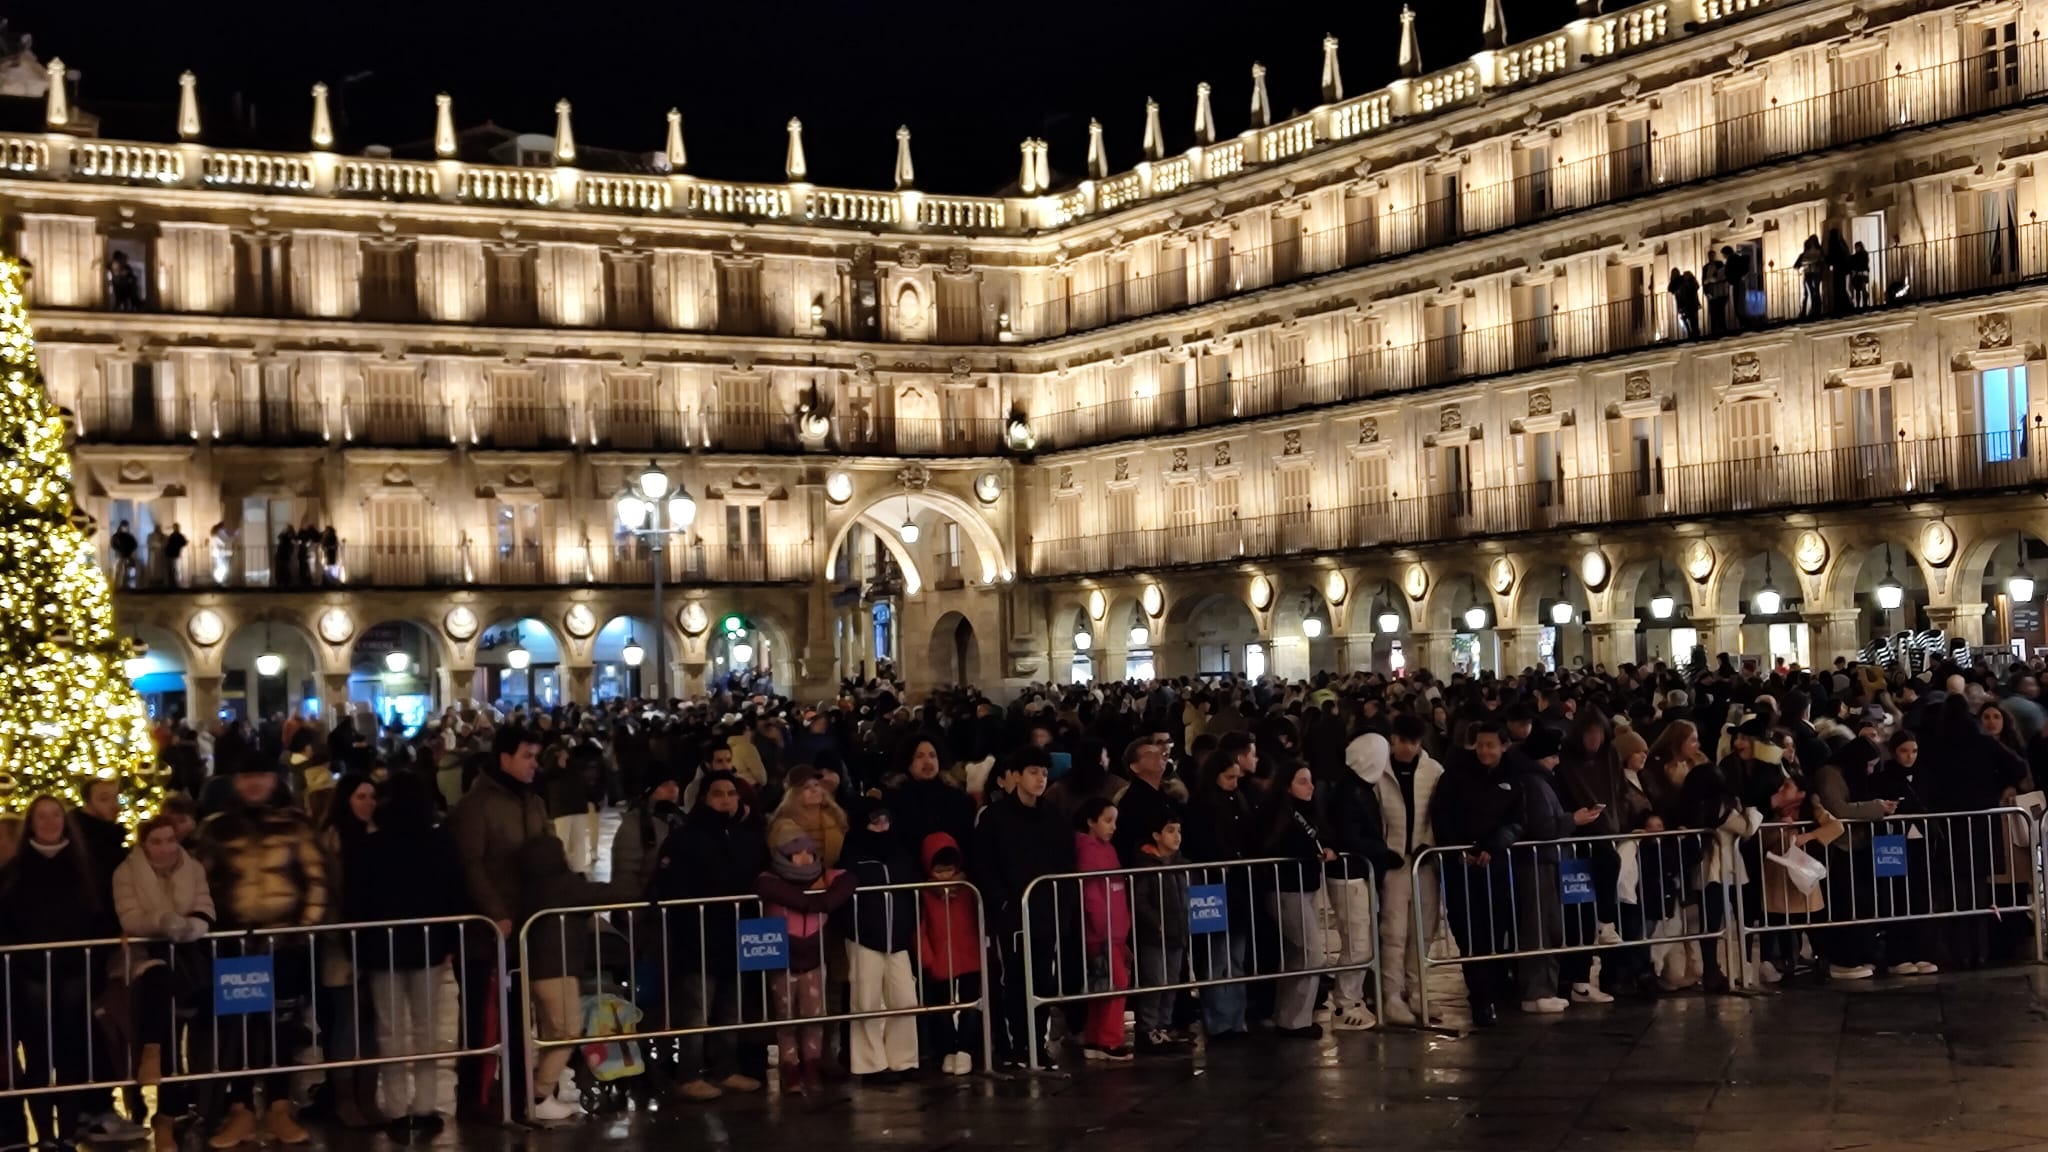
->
[1736, 806, 2046, 968]
[0, 914, 511, 1122]
[1413, 828, 1735, 1024]
[1020, 854, 1381, 1071]
[517, 879, 992, 1100]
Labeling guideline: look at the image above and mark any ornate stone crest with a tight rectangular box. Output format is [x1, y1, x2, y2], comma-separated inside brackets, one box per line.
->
[1730, 351, 1763, 386]
[895, 464, 931, 491]
[1113, 457, 1129, 482]
[1057, 466, 1074, 490]
[1358, 417, 1380, 444]
[1171, 448, 1189, 473]
[1847, 332, 1882, 367]
[1439, 406, 1463, 433]
[1282, 430, 1303, 456]
[1528, 389, 1552, 417]
[1213, 442, 1232, 467]
[1624, 371, 1652, 402]
[1979, 312, 2013, 349]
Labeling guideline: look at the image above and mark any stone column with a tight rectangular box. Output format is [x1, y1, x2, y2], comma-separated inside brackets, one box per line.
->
[1692, 615, 1746, 661]
[438, 665, 473, 709]
[1497, 626, 1549, 673]
[1332, 629, 1377, 674]
[564, 664, 594, 708]
[1800, 609, 1866, 665]
[1924, 603, 1989, 648]
[186, 674, 222, 728]
[1587, 620, 1640, 670]
[320, 671, 350, 719]
[1413, 630, 1456, 677]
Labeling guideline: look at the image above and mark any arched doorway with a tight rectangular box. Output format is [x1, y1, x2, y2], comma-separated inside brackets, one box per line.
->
[477, 617, 562, 709]
[124, 623, 189, 722]
[348, 621, 442, 734]
[927, 612, 980, 688]
[1170, 594, 1261, 679]
[593, 615, 657, 702]
[221, 618, 321, 723]
[709, 611, 782, 695]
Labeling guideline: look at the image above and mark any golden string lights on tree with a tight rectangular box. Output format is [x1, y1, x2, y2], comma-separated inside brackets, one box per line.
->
[0, 254, 157, 820]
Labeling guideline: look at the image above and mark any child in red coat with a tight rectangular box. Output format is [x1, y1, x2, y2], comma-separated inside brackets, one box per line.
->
[918, 832, 982, 1075]
[1073, 799, 1132, 1061]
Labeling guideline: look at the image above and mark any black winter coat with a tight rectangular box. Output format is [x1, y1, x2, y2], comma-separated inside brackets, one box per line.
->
[653, 805, 769, 975]
[1321, 771, 1401, 880]
[356, 823, 471, 970]
[833, 827, 918, 953]
[970, 794, 1073, 931]
[887, 776, 978, 870]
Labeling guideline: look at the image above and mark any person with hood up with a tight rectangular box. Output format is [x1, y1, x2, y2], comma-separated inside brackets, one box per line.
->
[916, 833, 981, 1076]
[1340, 732, 1435, 1027]
[1325, 734, 1403, 1031]
[756, 830, 856, 1094]
[654, 771, 769, 1102]
[834, 808, 921, 1084]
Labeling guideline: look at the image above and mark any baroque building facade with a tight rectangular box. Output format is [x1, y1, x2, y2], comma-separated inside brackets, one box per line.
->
[3, 0, 2046, 720]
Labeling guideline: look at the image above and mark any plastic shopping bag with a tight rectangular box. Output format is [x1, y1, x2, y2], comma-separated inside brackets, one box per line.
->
[1767, 849, 1828, 895]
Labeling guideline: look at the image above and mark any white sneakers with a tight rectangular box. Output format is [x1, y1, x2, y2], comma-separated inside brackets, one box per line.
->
[1333, 1002, 1376, 1030]
[556, 1069, 579, 1101]
[1521, 997, 1569, 1014]
[942, 1052, 974, 1075]
[1570, 983, 1615, 1004]
[1829, 964, 1875, 980]
[1894, 961, 1940, 975]
[530, 1094, 584, 1123]
[1381, 999, 1419, 1027]
[1760, 961, 1784, 984]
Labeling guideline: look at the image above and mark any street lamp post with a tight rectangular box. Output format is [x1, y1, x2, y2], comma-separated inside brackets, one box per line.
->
[615, 461, 697, 702]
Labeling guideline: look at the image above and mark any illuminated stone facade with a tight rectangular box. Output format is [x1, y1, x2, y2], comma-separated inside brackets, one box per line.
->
[3, 0, 2046, 716]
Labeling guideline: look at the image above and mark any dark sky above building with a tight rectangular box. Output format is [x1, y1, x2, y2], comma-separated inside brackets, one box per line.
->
[19, 0, 1585, 192]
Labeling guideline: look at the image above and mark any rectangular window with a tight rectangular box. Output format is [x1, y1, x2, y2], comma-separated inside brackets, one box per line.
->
[1517, 144, 1552, 220]
[488, 369, 543, 448]
[1169, 482, 1199, 532]
[1979, 21, 2020, 103]
[605, 254, 652, 330]
[1277, 466, 1312, 517]
[1053, 496, 1082, 543]
[486, 248, 536, 325]
[936, 275, 979, 342]
[361, 244, 416, 322]
[1270, 212, 1300, 284]
[1343, 193, 1377, 265]
[1983, 365, 2029, 461]
[1107, 487, 1137, 535]
[1352, 455, 1390, 509]
[717, 261, 764, 335]
[725, 504, 765, 564]
[1631, 416, 1665, 495]
[719, 375, 767, 450]
[1715, 82, 1765, 170]
[369, 497, 426, 585]
[1728, 397, 1772, 460]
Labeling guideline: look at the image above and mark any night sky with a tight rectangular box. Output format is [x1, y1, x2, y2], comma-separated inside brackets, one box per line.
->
[20, 0, 1585, 193]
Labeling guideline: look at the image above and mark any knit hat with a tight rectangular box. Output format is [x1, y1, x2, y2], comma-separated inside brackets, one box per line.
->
[1612, 730, 1648, 763]
[769, 832, 824, 884]
[1522, 728, 1564, 761]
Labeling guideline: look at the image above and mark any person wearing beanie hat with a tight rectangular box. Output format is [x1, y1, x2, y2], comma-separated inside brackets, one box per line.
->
[767, 763, 848, 869]
[755, 832, 854, 1095]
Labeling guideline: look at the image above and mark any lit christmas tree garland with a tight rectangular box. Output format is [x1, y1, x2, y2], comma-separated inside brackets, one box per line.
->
[0, 254, 157, 819]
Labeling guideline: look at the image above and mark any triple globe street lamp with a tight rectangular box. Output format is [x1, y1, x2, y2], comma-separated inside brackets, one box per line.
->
[614, 461, 698, 702]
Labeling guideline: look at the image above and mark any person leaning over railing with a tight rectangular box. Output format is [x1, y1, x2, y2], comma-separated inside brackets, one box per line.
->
[194, 749, 328, 1149]
[0, 795, 136, 1147]
[109, 812, 214, 1152]
[354, 775, 470, 1138]
[652, 770, 769, 1103]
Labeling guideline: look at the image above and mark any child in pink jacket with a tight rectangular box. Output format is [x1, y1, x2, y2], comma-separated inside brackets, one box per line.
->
[1073, 798, 1132, 1061]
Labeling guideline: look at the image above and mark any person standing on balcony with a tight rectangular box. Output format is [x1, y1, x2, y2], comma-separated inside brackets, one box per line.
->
[208, 521, 235, 586]
[296, 523, 319, 586]
[320, 525, 340, 583]
[273, 527, 296, 588]
[1669, 267, 1701, 338]
[1796, 235, 1828, 318]
[163, 522, 188, 589]
[1701, 252, 1728, 335]
[1722, 246, 1753, 328]
[143, 523, 167, 587]
[107, 251, 141, 310]
[1849, 241, 1873, 309]
[110, 519, 139, 588]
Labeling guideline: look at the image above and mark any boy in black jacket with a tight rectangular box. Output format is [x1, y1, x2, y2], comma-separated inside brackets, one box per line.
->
[836, 811, 921, 1083]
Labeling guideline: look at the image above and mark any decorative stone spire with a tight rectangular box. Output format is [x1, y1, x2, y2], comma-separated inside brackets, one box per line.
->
[43, 58, 68, 131]
[434, 93, 457, 158]
[176, 71, 200, 141]
[785, 118, 807, 181]
[1398, 6, 1424, 78]
[310, 82, 333, 149]
[1141, 98, 1164, 161]
[1019, 139, 1039, 195]
[893, 126, 914, 190]
[1249, 63, 1271, 129]
[1193, 82, 1216, 145]
[665, 109, 686, 171]
[1482, 0, 1508, 50]
[1085, 119, 1108, 180]
[1034, 138, 1050, 194]
[1321, 35, 1344, 102]
[553, 99, 576, 163]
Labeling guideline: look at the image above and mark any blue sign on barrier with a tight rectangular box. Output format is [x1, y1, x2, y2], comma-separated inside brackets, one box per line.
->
[736, 917, 790, 972]
[1873, 834, 1908, 878]
[214, 955, 274, 1015]
[1559, 858, 1595, 905]
[1188, 884, 1228, 934]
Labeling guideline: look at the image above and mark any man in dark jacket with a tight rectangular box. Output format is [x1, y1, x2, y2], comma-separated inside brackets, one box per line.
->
[886, 735, 978, 867]
[654, 771, 768, 1101]
[971, 749, 1074, 1069]
[1497, 727, 1599, 1013]
[1428, 722, 1519, 1025]
[1112, 736, 1182, 866]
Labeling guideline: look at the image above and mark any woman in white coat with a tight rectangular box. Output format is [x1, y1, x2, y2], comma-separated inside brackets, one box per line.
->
[111, 815, 215, 1151]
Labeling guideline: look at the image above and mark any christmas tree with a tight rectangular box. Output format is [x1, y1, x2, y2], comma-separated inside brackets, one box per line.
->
[0, 254, 157, 818]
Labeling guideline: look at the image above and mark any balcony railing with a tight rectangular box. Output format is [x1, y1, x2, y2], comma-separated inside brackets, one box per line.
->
[211, 400, 326, 447]
[118, 539, 816, 591]
[467, 405, 574, 451]
[1027, 432, 2048, 578]
[67, 394, 194, 444]
[1017, 42, 2048, 342]
[342, 402, 451, 448]
[1034, 220, 2048, 454]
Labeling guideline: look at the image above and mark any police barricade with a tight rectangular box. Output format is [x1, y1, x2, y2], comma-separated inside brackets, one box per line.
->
[1019, 855, 1381, 1070]
[1413, 828, 1732, 1024]
[0, 914, 512, 1125]
[517, 879, 990, 1106]
[1735, 806, 2044, 974]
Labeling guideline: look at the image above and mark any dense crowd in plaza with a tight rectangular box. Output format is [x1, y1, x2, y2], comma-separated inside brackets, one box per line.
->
[6, 649, 2044, 1146]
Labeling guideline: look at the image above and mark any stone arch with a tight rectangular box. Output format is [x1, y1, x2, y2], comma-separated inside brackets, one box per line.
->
[593, 613, 660, 701]
[706, 610, 794, 694]
[1098, 589, 1150, 680]
[475, 614, 565, 708]
[926, 610, 982, 688]
[127, 622, 192, 720]
[1954, 523, 2048, 608]
[1162, 592, 1262, 679]
[1269, 582, 1334, 679]
[826, 487, 1009, 592]
[221, 616, 323, 721]
[346, 619, 446, 721]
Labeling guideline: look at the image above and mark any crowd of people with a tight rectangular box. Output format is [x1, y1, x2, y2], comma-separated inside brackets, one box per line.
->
[13, 648, 2046, 1144]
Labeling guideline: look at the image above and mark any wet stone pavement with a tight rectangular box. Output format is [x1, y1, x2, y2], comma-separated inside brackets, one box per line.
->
[325, 965, 2048, 1152]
